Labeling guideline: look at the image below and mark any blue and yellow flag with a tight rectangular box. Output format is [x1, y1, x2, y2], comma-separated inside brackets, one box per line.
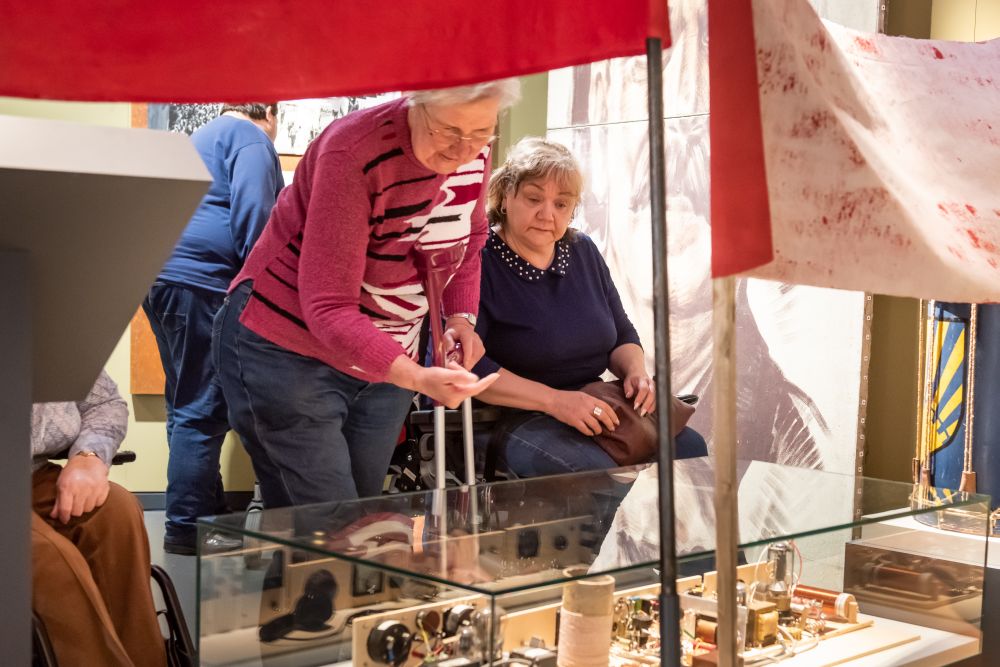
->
[925, 304, 969, 492]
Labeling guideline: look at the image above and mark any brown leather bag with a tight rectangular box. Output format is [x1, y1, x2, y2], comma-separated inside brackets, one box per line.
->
[579, 379, 696, 466]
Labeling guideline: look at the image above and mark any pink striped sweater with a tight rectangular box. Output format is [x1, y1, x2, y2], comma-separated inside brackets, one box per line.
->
[231, 98, 489, 382]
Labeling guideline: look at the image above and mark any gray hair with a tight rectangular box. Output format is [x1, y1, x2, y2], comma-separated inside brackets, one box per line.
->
[487, 136, 583, 233]
[406, 78, 522, 110]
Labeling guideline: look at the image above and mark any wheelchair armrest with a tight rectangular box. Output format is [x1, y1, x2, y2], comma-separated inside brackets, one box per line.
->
[111, 450, 137, 465]
[48, 448, 137, 466]
[408, 405, 503, 432]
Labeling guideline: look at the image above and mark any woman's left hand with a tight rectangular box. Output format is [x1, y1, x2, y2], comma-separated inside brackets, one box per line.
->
[623, 374, 656, 417]
[443, 318, 485, 371]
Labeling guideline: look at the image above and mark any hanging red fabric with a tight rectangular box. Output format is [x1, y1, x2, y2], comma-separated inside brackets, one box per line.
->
[708, 0, 774, 276]
[0, 0, 669, 102]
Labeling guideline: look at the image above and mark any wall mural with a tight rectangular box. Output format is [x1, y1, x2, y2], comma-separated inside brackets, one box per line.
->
[569, 0, 875, 562]
[274, 95, 398, 155]
[148, 95, 398, 154]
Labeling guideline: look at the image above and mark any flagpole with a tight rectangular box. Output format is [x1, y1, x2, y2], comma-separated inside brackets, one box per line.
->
[645, 35, 681, 667]
[961, 304, 978, 493]
[913, 299, 927, 484]
[920, 300, 938, 489]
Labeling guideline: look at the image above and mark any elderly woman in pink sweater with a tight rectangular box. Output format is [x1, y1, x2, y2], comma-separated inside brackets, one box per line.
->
[214, 80, 519, 507]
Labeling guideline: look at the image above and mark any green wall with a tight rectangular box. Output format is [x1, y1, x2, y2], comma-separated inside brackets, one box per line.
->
[497, 73, 549, 163]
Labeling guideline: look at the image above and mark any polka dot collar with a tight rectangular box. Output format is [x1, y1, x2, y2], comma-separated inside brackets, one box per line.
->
[489, 229, 570, 282]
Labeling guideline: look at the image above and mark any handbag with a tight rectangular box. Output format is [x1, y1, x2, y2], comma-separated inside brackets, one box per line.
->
[579, 379, 696, 466]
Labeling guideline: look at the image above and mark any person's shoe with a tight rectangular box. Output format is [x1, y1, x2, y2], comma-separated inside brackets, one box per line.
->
[164, 531, 243, 556]
[163, 538, 197, 556]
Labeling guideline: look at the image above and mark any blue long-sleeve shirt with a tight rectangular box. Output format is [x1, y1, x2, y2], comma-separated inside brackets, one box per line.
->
[472, 230, 641, 390]
[158, 115, 284, 293]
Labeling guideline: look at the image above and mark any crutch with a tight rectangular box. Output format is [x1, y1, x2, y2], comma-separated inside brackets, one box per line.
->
[412, 243, 477, 492]
[413, 243, 480, 549]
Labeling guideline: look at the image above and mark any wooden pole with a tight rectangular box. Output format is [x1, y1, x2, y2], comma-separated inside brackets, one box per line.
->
[712, 276, 739, 666]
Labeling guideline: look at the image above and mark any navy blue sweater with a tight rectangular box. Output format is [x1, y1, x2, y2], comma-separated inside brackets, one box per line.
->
[158, 115, 284, 293]
[472, 230, 641, 390]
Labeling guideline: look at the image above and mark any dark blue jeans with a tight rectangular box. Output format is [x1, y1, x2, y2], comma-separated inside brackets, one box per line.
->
[212, 283, 414, 508]
[142, 282, 230, 544]
[477, 411, 708, 478]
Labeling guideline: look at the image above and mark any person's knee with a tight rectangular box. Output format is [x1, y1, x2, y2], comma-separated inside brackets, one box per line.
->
[675, 426, 708, 459]
[90, 482, 146, 533]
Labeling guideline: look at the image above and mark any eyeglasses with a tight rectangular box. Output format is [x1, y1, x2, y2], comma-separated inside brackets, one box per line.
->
[421, 104, 497, 147]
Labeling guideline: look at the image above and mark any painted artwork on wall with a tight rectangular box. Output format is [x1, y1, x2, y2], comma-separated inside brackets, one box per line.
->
[148, 94, 399, 154]
[547, 0, 870, 478]
[274, 94, 398, 154]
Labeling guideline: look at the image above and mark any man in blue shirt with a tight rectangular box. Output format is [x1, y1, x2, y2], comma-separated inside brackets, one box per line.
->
[143, 103, 284, 554]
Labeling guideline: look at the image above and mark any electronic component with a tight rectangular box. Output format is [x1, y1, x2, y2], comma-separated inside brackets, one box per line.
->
[765, 542, 794, 615]
[366, 620, 413, 666]
[471, 605, 506, 660]
[258, 569, 337, 642]
[844, 542, 982, 610]
[745, 599, 778, 647]
[415, 609, 441, 635]
[517, 529, 541, 558]
[509, 646, 558, 666]
[352, 564, 385, 597]
[792, 584, 858, 623]
[612, 594, 660, 652]
[444, 604, 477, 637]
[695, 616, 718, 644]
[456, 625, 477, 657]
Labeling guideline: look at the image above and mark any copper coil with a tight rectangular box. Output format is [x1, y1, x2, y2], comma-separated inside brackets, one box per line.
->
[695, 618, 718, 644]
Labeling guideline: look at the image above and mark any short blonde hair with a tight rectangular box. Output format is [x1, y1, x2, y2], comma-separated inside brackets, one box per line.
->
[406, 79, 522, 110]
[487, 137, 584, 230]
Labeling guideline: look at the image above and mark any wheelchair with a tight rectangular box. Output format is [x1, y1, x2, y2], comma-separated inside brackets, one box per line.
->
[31, 564, 195, 667]
[32, 448, 196, 666]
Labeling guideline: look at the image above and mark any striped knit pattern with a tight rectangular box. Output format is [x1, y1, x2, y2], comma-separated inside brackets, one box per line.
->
[232, 98, 489, 382]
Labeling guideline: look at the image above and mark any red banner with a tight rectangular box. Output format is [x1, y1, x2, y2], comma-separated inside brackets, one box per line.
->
[708, 0, 774, 277]
[0, 0, 669, 102]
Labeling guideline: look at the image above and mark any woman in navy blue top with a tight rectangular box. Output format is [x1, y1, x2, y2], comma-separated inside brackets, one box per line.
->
[472, 138, 706, 477]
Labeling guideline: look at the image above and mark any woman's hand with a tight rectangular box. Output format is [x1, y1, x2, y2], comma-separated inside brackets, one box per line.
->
[416, 362, 499, 408]
[443, 317, 484, 370]
[623, 373, 656, 417]
[51, 454, 110, 524]
[547, 390, 620, 436]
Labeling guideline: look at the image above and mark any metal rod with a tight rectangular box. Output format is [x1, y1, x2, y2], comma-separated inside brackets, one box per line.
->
[462, 397, 475, 486]
[434, 405, 446, 490]
[646, 36, 680, 667]
[461, 396, 480, 530]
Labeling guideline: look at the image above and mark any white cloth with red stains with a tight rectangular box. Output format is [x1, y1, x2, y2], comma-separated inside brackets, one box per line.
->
[745, 0, 1000, 301]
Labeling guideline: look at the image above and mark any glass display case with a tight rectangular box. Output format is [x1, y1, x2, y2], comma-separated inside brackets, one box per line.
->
[197, 460, 988, 666]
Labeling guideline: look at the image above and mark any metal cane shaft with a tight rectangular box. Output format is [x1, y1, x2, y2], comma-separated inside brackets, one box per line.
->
[434, 405, 446, 490]
[461, 398, 475, 486]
